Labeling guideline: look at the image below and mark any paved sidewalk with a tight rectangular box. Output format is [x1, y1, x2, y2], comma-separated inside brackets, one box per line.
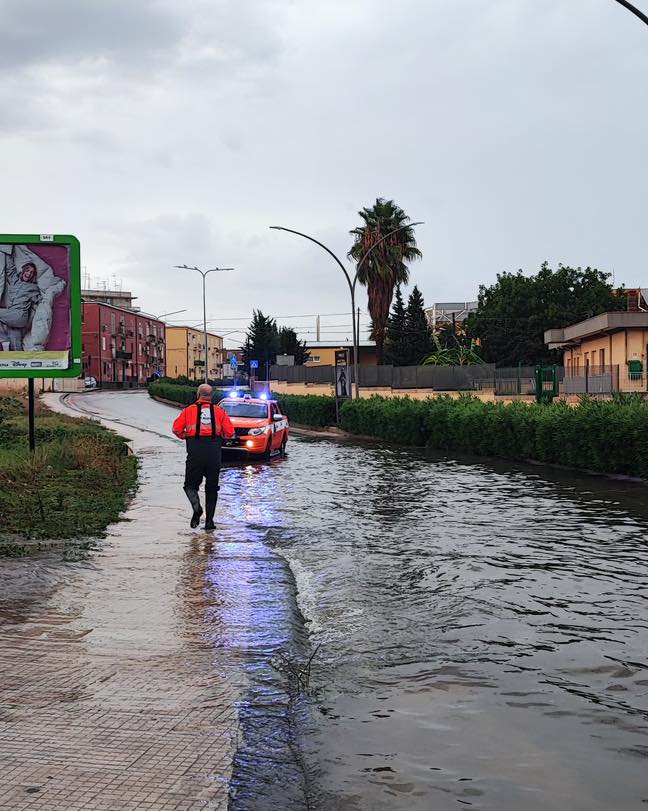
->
[0, 394, 239, 810]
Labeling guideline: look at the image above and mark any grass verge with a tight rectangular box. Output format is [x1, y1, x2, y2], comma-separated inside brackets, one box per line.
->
[0, 397, 137, 555]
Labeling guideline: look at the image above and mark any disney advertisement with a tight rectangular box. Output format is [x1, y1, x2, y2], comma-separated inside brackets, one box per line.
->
[0, 237, 81, 376]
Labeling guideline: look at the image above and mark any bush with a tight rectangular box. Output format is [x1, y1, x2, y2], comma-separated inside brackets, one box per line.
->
[274, 394, 337, 428]
[341, 394, 648, 478]
[149, 381, 228, 406]
[0, 397, 23, 418]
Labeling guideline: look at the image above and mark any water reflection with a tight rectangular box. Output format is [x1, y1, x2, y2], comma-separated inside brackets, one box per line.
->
[236, 437, 648, 811]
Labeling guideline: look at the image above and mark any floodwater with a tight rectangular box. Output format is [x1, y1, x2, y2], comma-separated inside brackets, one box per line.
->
[6, 390, 648, 810]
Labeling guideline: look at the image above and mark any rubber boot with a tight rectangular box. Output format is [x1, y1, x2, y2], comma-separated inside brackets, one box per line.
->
[184, 486, 203, 529]
[204, 490, 218, 531]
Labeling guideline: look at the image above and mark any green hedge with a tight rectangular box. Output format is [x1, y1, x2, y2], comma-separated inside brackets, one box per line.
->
[149, 382, 336, 428]
[341, 394, 648, 478]
[148, 381, 227, 405]
[273, 394, 337, 428]
[148, 382, 648, 478]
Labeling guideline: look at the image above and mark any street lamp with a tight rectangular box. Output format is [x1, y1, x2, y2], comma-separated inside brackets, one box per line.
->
[173, 265, 234, 383]
[613, 0, 648, 26]
[154, 308, 188, 321]
[270, 222, 423, 398]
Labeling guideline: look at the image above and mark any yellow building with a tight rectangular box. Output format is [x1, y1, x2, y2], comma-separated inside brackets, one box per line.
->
[545, 310, 648, 392]
[304, 340, 377, 367]
[166, 326, 224, 381]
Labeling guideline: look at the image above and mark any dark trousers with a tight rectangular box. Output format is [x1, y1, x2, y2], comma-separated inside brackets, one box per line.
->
[184, 438, 222, 506]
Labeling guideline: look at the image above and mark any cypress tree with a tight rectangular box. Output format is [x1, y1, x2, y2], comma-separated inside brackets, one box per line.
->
[384, 286, 409, 366]
[405, 285, 433, 365]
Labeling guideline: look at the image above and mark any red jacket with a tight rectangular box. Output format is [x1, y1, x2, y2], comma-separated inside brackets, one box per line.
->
[172, 398, 235, 440]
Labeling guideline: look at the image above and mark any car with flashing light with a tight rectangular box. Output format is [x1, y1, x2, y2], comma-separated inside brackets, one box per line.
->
[218, 392, 289, 458]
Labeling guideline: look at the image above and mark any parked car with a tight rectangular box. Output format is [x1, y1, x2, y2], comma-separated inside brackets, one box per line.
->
[84, 376, 98, 389]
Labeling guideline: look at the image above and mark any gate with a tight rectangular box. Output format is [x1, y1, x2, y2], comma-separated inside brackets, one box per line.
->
[535, 366, 559, 402]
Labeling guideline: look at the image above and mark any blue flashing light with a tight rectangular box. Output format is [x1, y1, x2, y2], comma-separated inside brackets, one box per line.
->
[228, 391, 239, 399]
[259, 392, 268, 400]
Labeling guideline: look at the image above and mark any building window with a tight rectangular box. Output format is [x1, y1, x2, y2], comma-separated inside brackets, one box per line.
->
[309, 356, 321, 363]
[101, 337, 106, 351]
[600, 348, 605, 369]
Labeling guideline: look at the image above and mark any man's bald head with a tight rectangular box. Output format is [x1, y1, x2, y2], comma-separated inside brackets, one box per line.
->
[197, 383, 213, 400]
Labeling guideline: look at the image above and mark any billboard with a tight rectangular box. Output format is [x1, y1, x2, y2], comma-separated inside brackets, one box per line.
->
[0, 234, 81, 379]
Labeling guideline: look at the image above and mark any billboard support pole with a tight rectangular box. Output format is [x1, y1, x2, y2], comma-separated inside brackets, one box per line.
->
[28, 378, 36, 451]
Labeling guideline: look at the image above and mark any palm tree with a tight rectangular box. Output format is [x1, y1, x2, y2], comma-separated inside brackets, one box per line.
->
[348, 198, 422, 364]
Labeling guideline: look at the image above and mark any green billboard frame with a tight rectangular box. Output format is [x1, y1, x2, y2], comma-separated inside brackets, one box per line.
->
[0, 234, 82, 379]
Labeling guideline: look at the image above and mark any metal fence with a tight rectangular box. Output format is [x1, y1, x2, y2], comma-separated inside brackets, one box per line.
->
[562, 365, 619, 395]
[493, 366, 566, 396]
[271, 363, 498, 391]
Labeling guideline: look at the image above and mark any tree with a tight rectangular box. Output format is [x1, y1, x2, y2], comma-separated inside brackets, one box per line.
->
[242, 310, 279, 374]
[348, 198, 422, 364]
[404, 285, 433, 365]
[465, 263, 625, 366]
[384, 286, 409, 366]
[278, 327, 310, 365]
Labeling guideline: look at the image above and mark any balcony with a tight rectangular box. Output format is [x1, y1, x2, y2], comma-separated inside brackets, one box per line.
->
[194, 359, 205, 367]
[115, 350, 133, 361]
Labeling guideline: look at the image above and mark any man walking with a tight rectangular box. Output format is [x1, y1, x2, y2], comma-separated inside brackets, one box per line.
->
[172, 384, 235, 530]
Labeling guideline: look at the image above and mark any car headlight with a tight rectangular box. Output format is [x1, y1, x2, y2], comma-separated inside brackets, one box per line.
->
[248, 427, 266, 436]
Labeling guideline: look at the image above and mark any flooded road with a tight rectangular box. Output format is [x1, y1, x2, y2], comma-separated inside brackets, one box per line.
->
[2, 390, 648, 810]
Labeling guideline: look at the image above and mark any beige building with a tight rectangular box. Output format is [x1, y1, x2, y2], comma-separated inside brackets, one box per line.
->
[546, 310, 648, 392]
[304, 340, 377, 367]
[166, 326, 224, 381]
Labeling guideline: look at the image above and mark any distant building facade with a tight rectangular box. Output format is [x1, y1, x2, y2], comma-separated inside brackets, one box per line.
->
[166, 326, 224, 380]
[82, 303, 166, 386]
[425, 301, 477, 333]
[545, 291, 648, 393]
[304, 340, 377, 367]
[82, 288, 138, 311]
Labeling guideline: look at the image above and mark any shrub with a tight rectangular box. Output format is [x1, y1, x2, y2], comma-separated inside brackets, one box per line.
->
[274, 394, 337, 428]
[340, 394, 648, 478]
[149, 381, 228, 406]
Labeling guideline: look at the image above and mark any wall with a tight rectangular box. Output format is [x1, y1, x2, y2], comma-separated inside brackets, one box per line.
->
[563, 328, 648, 391]
[270, 379, 535, 404]
[0, 377, 84, 395]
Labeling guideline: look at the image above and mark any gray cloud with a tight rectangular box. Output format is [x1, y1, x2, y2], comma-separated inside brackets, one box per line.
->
[0, 0, 183, 70]
[1, 0, 647, 343]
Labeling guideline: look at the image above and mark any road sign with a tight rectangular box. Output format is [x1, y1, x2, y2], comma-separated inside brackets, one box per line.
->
[250, 360, 259, 369]
[229, 355, 238, 369]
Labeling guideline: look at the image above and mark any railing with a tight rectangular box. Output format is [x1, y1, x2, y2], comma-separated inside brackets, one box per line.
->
[562, 365, 619, 394]
[271, 363, 497, 391]
[493, 366, 565, 396]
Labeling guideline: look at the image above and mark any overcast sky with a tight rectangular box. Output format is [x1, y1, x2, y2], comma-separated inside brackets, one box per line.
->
[1, 0, 646, 345]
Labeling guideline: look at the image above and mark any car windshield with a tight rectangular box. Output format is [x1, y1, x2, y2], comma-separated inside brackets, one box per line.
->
[220, 402, 268, 419]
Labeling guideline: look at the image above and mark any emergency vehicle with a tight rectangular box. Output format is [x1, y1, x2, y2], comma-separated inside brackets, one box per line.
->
[218, 393, 289, 458]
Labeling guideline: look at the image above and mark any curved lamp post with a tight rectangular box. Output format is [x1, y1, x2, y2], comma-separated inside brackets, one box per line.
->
[174, 265, 234, 383]
[613, 0, 648, 26]
[270, 222, 422, 398]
